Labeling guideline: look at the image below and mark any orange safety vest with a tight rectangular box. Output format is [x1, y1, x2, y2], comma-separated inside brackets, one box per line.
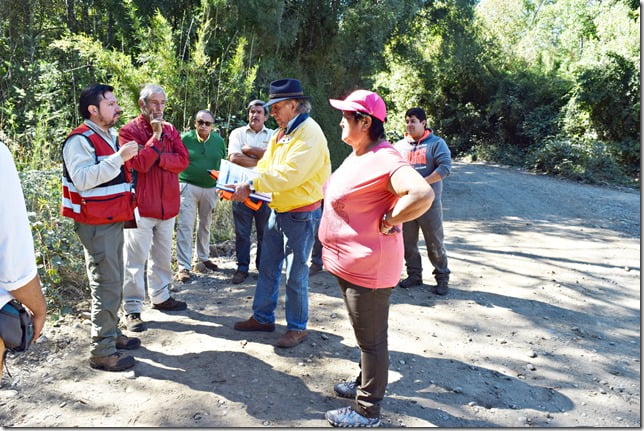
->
[61, 124, 134, 224]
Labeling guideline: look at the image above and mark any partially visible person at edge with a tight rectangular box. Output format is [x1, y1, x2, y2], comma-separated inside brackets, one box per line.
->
[229, 78, 331, 349]
[394, 107, 452, 295]
[61, 84, 141, 371]
[309, 204, 324, 276]
[226, 99, 273, 285]
[119, 84, 190, 333]
[0, 142, 47, 376]
[320, 90, 434, 427]
[175, 110, 226, 284]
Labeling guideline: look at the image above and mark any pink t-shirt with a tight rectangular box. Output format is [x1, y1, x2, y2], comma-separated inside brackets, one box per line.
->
[319, 141, 407, 289]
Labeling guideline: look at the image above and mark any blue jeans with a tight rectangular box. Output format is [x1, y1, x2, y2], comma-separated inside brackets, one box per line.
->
[252, 207, 321, 331]
[232, 200, 271, 273]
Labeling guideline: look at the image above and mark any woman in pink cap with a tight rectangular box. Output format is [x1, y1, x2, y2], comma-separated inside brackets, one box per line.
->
[320, 90, 434, 427]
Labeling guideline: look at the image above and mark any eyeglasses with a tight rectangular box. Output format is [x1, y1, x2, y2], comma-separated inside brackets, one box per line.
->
[197, 120, 213, 126]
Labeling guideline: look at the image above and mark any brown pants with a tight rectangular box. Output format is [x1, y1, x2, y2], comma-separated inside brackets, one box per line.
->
[337, 277, 392, 418]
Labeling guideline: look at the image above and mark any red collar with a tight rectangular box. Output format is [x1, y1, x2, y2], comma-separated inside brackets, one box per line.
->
[407, 129, 431, 144]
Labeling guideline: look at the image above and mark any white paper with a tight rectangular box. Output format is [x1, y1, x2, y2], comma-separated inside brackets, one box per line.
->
[215, 160, 272, 202]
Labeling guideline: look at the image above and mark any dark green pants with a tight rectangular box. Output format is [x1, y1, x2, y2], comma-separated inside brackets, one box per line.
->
[337, 276, 392, 418]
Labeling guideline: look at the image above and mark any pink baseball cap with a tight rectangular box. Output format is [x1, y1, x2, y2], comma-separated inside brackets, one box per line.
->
[329, 89, 387, 122]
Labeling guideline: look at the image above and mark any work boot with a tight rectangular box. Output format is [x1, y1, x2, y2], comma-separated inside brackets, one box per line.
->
[89, 352, 135, 372]
[233, 316, 275, 332]
[232, 270, 249, 284]
[275, 330, 308, 348]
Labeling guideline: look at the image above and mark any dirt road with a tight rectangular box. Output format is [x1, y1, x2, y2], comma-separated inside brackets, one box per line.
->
[1, 161, 640, 427]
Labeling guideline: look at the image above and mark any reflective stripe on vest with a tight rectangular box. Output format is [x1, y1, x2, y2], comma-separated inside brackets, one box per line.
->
[61, 124, 133, 224]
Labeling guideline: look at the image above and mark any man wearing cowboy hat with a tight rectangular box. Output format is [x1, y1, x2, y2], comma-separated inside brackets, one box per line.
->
[229, 78, 331, 348]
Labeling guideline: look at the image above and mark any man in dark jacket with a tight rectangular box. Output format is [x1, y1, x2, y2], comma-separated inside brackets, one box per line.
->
[119, 84, 190, 332]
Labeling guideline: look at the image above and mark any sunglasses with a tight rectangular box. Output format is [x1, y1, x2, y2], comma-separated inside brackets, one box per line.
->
[197, 119, 213, 126]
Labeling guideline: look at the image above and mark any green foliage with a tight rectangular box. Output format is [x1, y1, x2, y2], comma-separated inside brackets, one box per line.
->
[569, 53, 640, 175]
[525, 137, 629, 185]
[210, 199, 234, 243]
[19, 170, 87, 312]
[525, 137, 588, 179]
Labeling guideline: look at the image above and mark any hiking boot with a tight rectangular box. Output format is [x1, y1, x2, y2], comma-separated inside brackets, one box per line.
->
[309, 262, 323, 276]
[325, 406, 381, 428]
[152, 297, 187, 311]
[177, 268, 191, 283]
[232, 270, 249, 285]
[433, 278, 449, 296]
[116, 335, 141, 350]
[276, 330, 308, 348]
[334, 380, 358, 399]
[201, 260, 219, 271]
[398, 275, 422, 289]
[89, 352, 135, 372]
[233, 316, 275, 332]
[126, 313, 146, 332]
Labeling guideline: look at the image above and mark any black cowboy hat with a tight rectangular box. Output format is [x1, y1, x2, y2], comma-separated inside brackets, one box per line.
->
[264, 78, 311, 107]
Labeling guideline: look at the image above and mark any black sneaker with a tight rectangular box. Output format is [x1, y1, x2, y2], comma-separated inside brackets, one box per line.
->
[152, 297, 187, 311]
[398, 276, 422, 288]
[126, 313, 146, 332]
[433, 278, 449, 295]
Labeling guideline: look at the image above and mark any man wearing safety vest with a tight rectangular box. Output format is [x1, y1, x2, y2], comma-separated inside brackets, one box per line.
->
[61, 83, 140, 372]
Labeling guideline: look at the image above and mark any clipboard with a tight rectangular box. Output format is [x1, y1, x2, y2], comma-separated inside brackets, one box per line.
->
[215, 160, 272, 202]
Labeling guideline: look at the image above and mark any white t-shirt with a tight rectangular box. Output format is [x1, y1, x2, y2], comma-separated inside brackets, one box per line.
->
[227, 125, 273, 171]
[0, 142, 38, 308]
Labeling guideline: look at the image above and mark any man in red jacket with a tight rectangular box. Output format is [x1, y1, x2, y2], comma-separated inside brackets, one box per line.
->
[119, 84, 190, 332]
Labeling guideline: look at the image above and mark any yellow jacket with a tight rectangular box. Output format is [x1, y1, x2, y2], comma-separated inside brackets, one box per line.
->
[255, 116, 331, 212]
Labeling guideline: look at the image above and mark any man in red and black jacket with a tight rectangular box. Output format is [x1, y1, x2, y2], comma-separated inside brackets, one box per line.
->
[61, 83, 140, 372]
[119, 84, 189, 333]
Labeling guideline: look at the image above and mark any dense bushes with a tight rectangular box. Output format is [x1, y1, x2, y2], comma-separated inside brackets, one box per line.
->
[20, 170, 86, 314]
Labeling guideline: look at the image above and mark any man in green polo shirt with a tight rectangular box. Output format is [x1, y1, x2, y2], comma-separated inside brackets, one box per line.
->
[175, 110, 226, 283]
